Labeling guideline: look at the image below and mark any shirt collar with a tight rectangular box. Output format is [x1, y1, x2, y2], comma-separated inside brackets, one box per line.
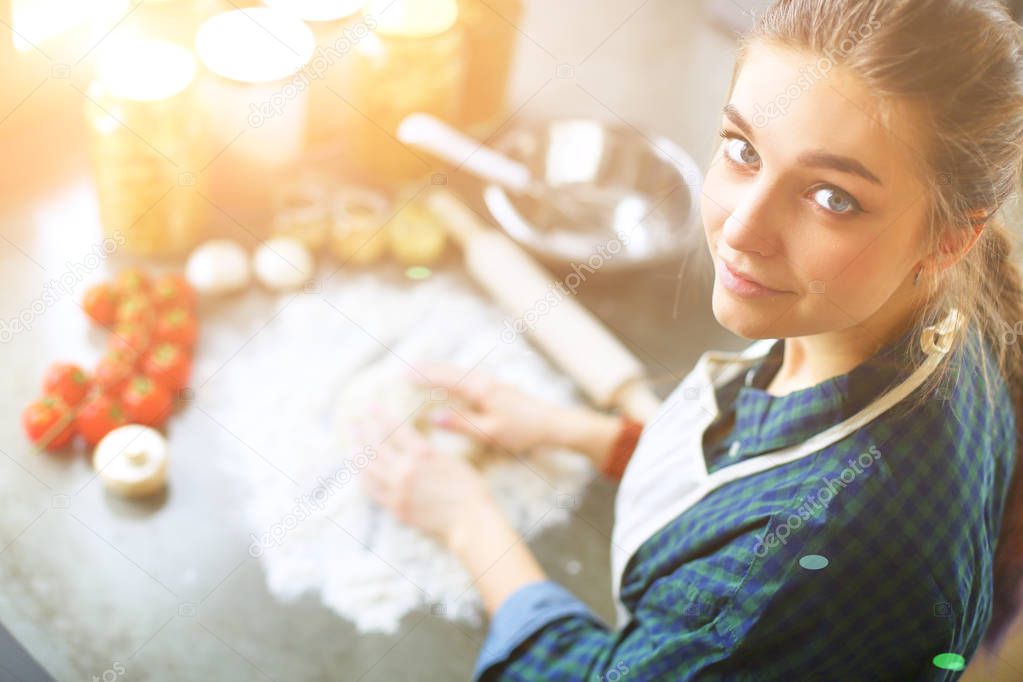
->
[724, 323, 926, 459]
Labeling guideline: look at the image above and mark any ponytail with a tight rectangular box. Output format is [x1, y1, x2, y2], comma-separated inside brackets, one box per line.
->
[983, 220, 1023, 647]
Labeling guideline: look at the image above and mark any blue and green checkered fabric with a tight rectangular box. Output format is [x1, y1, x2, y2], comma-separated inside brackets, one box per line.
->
[474, 323, 1016, 681]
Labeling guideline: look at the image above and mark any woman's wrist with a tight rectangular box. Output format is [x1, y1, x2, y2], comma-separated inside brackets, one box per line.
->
[446, 492, 497, 556]
[446, 496, 547, 616]
[546, 405, 625, 469]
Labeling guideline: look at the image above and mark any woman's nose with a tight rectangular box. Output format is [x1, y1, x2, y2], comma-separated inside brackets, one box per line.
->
[720, 182, 780, 257]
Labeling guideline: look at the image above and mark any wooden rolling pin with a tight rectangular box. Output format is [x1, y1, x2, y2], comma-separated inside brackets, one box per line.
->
[426, 190, 662, 422]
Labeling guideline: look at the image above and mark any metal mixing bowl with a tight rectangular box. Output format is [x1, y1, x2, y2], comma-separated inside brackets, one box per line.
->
[482, 118, 704, 271]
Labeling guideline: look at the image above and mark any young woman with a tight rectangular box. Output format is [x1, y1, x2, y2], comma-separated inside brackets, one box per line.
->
[363, 0, 1023, 678]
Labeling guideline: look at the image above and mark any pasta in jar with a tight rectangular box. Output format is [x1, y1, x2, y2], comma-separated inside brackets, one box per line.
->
[457, 0, 524, 135]
[346, 0, 464, 184]
[86, 41, 204, 257]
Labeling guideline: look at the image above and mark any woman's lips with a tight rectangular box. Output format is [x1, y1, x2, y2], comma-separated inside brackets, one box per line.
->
[717, 258, 790, 298]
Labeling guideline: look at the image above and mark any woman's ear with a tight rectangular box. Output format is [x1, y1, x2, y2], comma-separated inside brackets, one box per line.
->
[930, 221, 986, 273]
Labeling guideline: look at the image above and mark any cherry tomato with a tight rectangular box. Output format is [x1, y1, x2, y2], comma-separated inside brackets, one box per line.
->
[75, 393, 128, 447]
[42, 363, 91, 406]
[22, 396, 75, 450]
[108, 323, 152, 360]
[113, 268, 151, 298]
[94, 351, 136, 395]
[142, 343, 192, 393]
[152, 273, 197, 312]
[116, 294, 156, 331]
[83, 283, 119, 327]
[121, 375, 174, 428]
[154, 308, 198, 349]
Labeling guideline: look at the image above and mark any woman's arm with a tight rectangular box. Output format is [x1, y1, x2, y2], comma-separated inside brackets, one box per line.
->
[447, 497, 547, 615]
[412, 363, 642, 474]
[545, 405, 630, 470]
[440, 399, 685, 614]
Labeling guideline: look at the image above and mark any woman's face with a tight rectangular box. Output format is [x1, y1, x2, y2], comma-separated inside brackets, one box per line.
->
[702, 42, 931, 340]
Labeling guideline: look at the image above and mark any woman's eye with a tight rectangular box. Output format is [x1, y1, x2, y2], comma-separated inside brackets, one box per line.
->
[811, 187, 861, 215]
[722, 136, 760, 166]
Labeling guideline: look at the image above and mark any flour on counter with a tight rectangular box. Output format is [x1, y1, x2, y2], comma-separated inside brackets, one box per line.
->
[198, 270, 594, 633]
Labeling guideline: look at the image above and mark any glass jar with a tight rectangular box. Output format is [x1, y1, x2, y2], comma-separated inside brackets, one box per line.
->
[386, 191, 447, 266]
[263, 0, 365, 150]
[271, 176, 331, 251]
[194, 8, 316, 229]
[329, 186, 391, 265]
[457, 0, 524, 136]
[86, 40, 204, 258]
[346, 0, 464, 185]
[118, 0, 205, 47]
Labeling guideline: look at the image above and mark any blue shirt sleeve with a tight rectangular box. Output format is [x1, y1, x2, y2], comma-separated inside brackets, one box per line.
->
[472, 579, 609, 681]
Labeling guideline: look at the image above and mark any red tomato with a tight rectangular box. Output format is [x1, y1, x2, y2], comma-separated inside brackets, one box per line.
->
[75, 393, 128, 447]
[115, 294, 156, 331]
[83, 283, 118, 327]
[108, 323, 152, 360]
[152, 273, 197, 312]
[154, 308, 198, 349]
[113, 268, 151, 298]
[142, 343, 192, 393]
[121, 375, 174, 427]
[22, 396, 75, 450]
[42, 363, 91, 406]
[94, 351, 136, 395]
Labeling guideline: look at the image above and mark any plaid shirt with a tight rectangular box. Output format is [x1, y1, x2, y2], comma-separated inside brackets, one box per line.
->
[473, 324, 1016, 681]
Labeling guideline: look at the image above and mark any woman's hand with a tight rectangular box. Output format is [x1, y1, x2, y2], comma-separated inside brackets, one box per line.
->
[362, 421, 494, 548]
[361, 418, 548, 615]
[411, 363, 626, 467]
[410, 364, 564, 453]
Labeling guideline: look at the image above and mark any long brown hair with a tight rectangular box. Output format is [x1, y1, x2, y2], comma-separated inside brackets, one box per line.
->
[737, 0, 1023, 648]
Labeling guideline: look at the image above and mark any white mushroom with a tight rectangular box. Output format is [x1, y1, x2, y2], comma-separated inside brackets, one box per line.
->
[253, 237, 315, 292]
[185, 239, 251, 297]
[93, 424, 169, 498]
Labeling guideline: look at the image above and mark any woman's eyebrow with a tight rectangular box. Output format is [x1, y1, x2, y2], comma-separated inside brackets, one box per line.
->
[722, 104, 884, 187]
[796, 150, 883, 186]
[723, 104, 757, 138]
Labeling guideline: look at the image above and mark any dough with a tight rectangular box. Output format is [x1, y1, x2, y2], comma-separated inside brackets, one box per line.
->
[200, 271, 597, 634]
[333, 363, 483, 465]
[93, 424, 169, 498]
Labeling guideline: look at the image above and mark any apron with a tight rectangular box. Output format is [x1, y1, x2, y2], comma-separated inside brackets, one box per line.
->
[610, 309, 963, 629]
